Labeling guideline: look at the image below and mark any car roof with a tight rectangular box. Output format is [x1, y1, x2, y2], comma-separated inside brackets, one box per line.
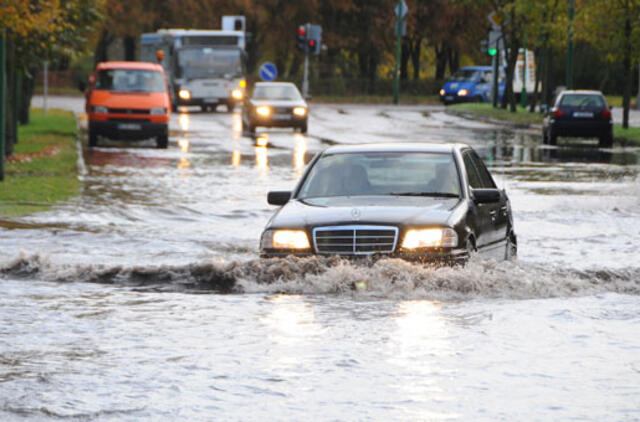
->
[96, 61, 164, 72]
[254, 82, 299, 88]
[559, 90, 604, 96]
[322, 143, 469, 155]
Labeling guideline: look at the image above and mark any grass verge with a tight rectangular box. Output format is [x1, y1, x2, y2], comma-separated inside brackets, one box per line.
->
[614, 125, 640, 145]
[0, 108, 79, 217]
[448, 103, 544, 125]
[310, 94, 440, 105]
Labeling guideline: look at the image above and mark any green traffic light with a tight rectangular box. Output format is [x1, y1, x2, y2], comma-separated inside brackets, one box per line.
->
[488, 48, 497, 56]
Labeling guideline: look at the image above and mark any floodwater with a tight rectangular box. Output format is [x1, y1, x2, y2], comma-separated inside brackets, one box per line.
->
[1, 101, 639, 420]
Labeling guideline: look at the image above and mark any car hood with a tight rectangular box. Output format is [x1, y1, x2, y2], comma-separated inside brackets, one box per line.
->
[269, 196, 461, 229]
[89, 90, 169, 109]
[442, 80, 476, 93]
[249, 99, 307, 108]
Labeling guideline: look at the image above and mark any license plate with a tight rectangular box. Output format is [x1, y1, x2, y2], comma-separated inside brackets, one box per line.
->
[272, 114, 291, 120]
[204, 98, 218, 104]
[117, 123, 141, 130]
[445, 95, 454, 101]
[573, 111, 594, 118]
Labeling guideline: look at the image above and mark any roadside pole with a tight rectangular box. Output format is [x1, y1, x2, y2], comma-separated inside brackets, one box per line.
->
[302, 23, 310, 98]
[43, 61, 48, 117]
[13, 69, 20, 145]
[0, 30, 6, 181]
[521, 34, 527, 108]
[637, 64, 640, 109]
[492, 46, 499, 108]
[392, 0, 403, 105]
[566, 0, 575, 89]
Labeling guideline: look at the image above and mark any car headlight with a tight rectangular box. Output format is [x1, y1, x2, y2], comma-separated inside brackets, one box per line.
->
[256, 106, 271, 117]
[458, 89, 469, 96]
[261, 229, 310, 250]
[150, 107, 166, 115]
[401, 228, 458, 249]
[439, 89, 446, 96]
[178, 89, 191, 100]
[293, 107, 307, 116]
[92, 106, 108, 114]
[231, 89, 243, 100]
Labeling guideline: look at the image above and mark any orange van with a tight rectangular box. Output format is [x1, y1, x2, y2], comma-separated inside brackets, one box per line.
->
[86, 62, 171, 148]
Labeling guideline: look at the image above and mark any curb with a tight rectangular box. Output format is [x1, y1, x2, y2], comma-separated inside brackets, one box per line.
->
[445, 109, 543, 131]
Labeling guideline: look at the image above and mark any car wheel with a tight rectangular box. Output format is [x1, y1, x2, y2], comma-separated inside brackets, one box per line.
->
[505, 232, 517, 260]
[300, 122, 308, 134]
[247, 123, 255, 135]
[89, 129, 98, 147]
[599, 131, 613, 148]
[548, 128, 558, 145]
[156, 134, 169, 149]
[542, 128, 549, 144]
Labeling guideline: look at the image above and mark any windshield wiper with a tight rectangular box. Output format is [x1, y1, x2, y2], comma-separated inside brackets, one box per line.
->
[389, 192, 459, 198]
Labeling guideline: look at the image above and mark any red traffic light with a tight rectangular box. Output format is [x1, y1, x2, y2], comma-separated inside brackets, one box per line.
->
[297, 26, 306, 36]
[308, 40, 315, 47]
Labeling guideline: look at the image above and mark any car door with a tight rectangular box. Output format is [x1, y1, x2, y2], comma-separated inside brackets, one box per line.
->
[469, 150, 508, 248]
[462, 150, 494, 251]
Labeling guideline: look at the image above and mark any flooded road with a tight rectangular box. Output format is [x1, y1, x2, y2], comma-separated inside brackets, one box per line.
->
[1, 100, 639, 420]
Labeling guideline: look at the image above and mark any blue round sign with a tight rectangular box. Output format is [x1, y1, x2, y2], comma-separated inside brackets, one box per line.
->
[259, 62, 278, 82]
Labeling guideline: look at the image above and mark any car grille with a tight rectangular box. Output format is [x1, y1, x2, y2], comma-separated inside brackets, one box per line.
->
[274, 107, 292, 114]
[108, 118, 150, 123]
[313, 225, 398, 255]
[108, 108, 151, 114]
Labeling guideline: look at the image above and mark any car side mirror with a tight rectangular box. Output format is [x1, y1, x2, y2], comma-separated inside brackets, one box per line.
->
[471, 188, 500, 204]
[267, 191, 291, 206]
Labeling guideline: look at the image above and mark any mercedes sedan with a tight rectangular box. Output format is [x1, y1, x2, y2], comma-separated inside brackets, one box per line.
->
[260, 143, 517, 263]
[242, 82, 308, 135]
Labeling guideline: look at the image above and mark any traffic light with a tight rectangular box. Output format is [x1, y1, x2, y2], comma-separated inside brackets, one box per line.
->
[307, 24, 322, 56]
[488, 47, 497, 56]
[296, 25, 308, 53]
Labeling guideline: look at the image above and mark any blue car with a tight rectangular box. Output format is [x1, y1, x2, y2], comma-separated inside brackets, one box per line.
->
[439, 66, 504, 105]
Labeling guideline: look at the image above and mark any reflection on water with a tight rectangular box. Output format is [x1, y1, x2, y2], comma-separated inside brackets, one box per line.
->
[255, 145, 269, 173]
[231, 112, 243, 139]
[256, 135, 269, 147]
[178, 138, 190, 153]
[178, 113, 190, 132]
[231, 150, 241, 167]
[177, 157, 190, 170]
[293, 134, 307, 174]
[262, 295, 321, 346]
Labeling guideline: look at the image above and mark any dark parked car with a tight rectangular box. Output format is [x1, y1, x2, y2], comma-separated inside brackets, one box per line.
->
[543, 90, 613, 147]
[260, 143, 517, 264]
[242, 82, 308, 135]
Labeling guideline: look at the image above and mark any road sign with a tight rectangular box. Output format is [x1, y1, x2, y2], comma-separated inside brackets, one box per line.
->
[395, 0, 408, 18]
[487, 11, 505, 29]
[488, 29, 503, 51]
[259, 62, 278, 82]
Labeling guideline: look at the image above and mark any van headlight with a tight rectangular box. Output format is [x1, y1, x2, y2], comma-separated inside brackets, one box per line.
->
[256, 106, 271, 117]
[178, 89, 191, 100]
[261, 229, 310, 250]
[231, 89, 243, 100]
[401, 228, 458, 249]
[293, 107, 307, 116]
[150, 107, 166, 115]
[92, 106, 108, 114]
[439, 89, 446, 96]
[457, 89, 469, 96]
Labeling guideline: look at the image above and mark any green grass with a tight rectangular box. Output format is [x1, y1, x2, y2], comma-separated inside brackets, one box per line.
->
[34, 86, 83, 97]
[309, 94, 440, 104]
[0, 109, 79, 217]
[614, 125, 640, 145]
[448, 103, 544, 125]
[605, 95, 638, 108]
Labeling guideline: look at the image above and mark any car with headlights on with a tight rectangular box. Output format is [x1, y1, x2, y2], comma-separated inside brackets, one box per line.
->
[85, 61, 171, 148]
[260, 143, 517, 263]
[242, 82, 308, 134]
[542, 90, 613, 147]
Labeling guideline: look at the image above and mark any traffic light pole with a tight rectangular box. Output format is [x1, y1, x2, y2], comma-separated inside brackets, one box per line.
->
[0, 30, 6, 181]
[302, 52, 309, 98]
[492, 45, 499, 108]
[566, 0, 574, 89]
[521, 32, 527, 108]
[392, 0, 403, 105]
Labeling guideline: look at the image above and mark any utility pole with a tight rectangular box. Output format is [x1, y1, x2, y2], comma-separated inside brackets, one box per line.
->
[13, 69, 20, 145]
[0, 30, 6, 182]
[43, 61, 49, 116]
[521, 33, 527, 108]
[566, 0, 575, 89]
[637, 64, 640, 109]
[392, 0, 403, 105]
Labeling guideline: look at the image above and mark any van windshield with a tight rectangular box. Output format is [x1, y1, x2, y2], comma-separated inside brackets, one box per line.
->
[177, 48, 244, 80]
[252, 85, 302, 101]
[95, 69, 165, 93]
[450, 69, 480, 82]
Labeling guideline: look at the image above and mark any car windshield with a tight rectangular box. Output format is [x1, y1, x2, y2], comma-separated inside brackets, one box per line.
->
[297, 152, 461, 199]
[450, 69, 480, 82]
[95, 69, 165, 93]
[177, 48, 244, 79]
[559, 94, 606, 108]
[252, 85, 302, 101]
